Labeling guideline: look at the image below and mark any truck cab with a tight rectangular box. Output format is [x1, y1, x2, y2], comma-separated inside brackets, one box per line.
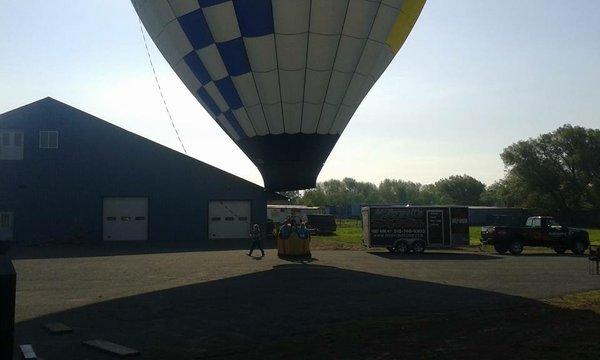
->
[524, 216, 568, 246]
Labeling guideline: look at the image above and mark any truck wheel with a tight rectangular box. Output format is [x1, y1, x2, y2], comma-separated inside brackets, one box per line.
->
[386, 246, 396, 254]
[509, 240, 524, 255]
[571, 240, 587, 256]
[412, 240, 426, 254]
[394, 241, 409, 254]
[494, 244, 508, 254]
[553, 246, 566, 254]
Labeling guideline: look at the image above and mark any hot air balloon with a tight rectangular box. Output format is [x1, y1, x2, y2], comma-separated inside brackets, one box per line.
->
[132, 0, 425, 191]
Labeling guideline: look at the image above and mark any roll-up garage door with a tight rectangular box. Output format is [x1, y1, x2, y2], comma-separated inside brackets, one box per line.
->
[103, 198, 148, 241]
[209, 201, 251, 239]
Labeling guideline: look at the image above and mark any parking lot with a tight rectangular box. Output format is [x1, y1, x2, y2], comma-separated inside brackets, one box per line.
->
[11, 246, 600, 359]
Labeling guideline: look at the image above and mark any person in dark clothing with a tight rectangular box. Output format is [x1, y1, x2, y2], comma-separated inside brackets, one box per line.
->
[248, 223, 265, 257]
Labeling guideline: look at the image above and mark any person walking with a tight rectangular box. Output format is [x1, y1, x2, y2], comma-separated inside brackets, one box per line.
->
[248, 223, 265, 257]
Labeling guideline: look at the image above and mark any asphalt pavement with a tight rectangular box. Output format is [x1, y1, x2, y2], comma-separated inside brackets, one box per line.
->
[9, 247, 600, 359]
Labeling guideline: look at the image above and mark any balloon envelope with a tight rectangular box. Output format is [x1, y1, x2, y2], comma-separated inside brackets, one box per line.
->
[133, 0, 426, 190]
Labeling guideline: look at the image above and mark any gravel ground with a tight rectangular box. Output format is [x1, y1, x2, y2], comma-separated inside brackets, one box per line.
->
[9, 245, 600, 359]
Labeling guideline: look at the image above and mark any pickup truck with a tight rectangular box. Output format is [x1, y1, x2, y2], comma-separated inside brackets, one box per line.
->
[481, 216, 589, 255]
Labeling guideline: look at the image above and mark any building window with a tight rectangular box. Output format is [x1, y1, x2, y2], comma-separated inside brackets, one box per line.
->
[0, 213, 10, 228]
[1, 133, 9, 146]
[39, 131, 59, 149]
[0, 130, 24, 160]
[13, 132, 23, 147]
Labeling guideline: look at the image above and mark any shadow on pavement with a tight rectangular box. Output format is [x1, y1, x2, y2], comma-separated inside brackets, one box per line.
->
[15, 263, 595, 359]
[7, 239, 277, 260]
[277, 255, 319, 264]
[517, 252, 588, 258]
[368, 251, 502, 261]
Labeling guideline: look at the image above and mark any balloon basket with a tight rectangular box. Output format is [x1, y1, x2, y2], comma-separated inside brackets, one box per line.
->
[277, 232, 311, 258]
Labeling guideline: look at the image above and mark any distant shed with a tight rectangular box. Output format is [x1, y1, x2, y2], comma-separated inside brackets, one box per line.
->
[267, 205, 324, 224]
[468, 206, 529, 226]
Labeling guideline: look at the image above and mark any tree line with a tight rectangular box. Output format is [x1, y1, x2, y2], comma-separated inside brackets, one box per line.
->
[281, 124, 600, 214]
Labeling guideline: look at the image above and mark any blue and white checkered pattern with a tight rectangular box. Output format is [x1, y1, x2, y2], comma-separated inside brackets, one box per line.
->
[134, 0, 415, 140]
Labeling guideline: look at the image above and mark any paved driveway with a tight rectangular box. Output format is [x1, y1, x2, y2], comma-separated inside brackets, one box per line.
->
[10, 247, 600, 359]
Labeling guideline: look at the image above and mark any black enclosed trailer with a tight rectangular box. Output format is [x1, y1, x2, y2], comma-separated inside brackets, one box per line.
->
[361, 206, 469, 253]
[306, 214, 337, 235]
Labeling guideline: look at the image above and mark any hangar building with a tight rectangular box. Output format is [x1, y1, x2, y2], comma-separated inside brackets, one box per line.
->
[0, 97, 271, 243]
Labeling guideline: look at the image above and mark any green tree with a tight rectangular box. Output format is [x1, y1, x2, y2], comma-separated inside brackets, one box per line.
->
[378, 179, 422, 205]
[277, 190, 300, 204]
[418, 184, 442, 205]
[480, 181, 504, 207]
[433, 175, 486, 206]
[300, 187, 327, 206]
[298, 178, 379, 206]
[501, 124, 600, 212]
[342, 178, 380, 204]
[480, 173, 531, 208]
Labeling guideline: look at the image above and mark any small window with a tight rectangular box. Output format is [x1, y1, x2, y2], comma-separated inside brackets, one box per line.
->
[238, 216, 248, 221]
[39, 131, 59, 149]
[135, 216, 146, 221]
[1, 133, 10, 146]
[1, 130, 24, 160]
[13, 133, 23, 147]
[225, 217, 234, 221]
[211, 217, 221, 221]
[106, 217, 117, 221]
[121, 216, 132, 221]
[0, 214, 10, 228]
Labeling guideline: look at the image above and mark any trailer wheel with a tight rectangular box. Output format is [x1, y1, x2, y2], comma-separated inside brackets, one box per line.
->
[412, 240, 426, 254]
[509, 240, 524, 255]
[494, 243, 508, 254]
[394, 241, 409, 254]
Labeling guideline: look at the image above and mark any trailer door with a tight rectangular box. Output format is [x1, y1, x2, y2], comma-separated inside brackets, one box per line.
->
[427, 210, 444, 245]
[361, 208, 370, 247]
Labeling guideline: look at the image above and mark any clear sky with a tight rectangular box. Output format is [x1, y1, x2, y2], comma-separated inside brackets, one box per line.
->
[1, 1, 599, 187]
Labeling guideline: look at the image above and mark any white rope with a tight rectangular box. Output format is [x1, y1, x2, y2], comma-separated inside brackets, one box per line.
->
[136, 15, 188, 154]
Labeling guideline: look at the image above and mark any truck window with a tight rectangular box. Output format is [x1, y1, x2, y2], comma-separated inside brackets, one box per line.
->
[547, 219, 560, 227]
[525, 218, 533, 227]
[531, 218, 541, 228]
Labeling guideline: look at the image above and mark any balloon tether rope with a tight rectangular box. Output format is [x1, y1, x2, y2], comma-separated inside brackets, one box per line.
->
[136, 17, 188, 155]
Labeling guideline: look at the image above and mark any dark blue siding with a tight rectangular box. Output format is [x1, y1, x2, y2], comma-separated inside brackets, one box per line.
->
[0, 98, 267, 243]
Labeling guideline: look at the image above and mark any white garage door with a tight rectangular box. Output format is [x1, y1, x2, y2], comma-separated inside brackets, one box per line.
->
[103, 198, 148, 241]
[209, 201, 251, 239]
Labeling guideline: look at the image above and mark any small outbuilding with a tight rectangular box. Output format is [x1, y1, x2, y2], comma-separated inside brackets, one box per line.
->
[0, 98, 271, 244]
[468, 206, 529, 227]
